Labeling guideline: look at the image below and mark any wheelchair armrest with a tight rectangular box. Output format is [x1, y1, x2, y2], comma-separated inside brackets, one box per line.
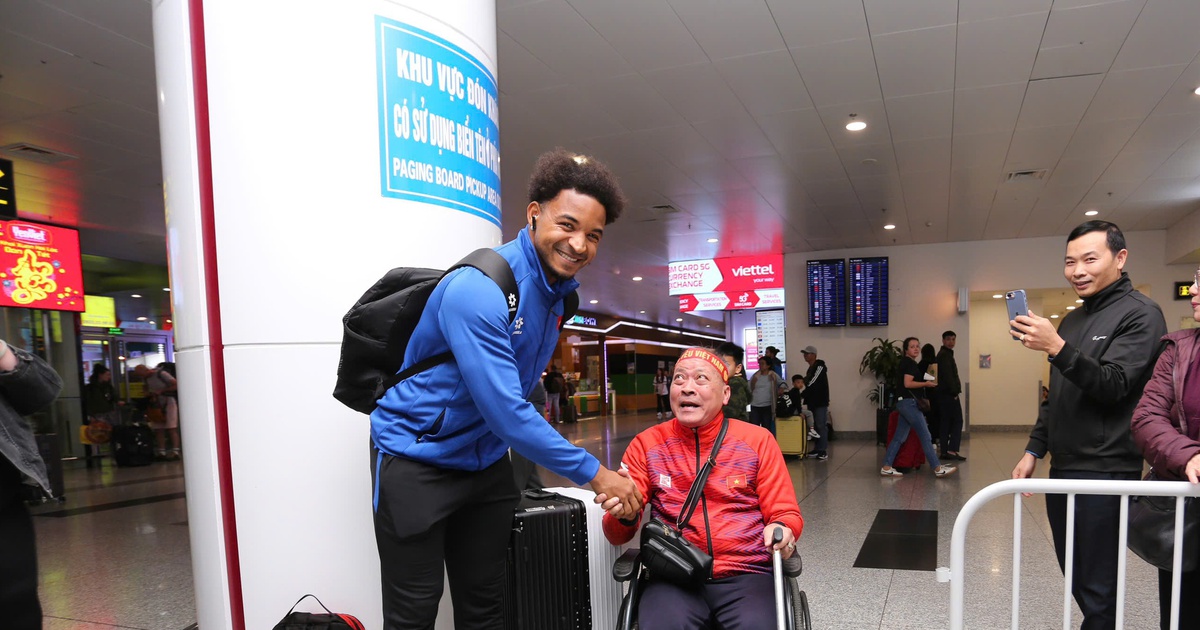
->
[783, 554, 803, 578]
[613, 548, 641, 582]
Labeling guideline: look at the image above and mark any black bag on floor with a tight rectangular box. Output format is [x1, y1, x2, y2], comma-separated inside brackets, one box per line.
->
[562, 399, 577, 423]
[273, 594, 365, 630]
[112, 424, 155, 467]
[505, 489, 591, 629]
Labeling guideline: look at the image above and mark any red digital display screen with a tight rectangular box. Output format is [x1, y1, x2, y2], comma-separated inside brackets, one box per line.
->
[0, 220, 85, 312]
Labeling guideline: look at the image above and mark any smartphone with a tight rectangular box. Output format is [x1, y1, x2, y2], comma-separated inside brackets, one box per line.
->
[1006, 290, 1028, 340]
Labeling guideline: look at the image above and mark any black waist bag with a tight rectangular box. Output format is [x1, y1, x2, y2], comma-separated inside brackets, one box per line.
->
[639, 419, 728, 588]
[273, 594, 365, 630]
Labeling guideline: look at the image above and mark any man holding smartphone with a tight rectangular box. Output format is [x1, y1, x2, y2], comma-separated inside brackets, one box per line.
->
[1009, 221, 1166, 630]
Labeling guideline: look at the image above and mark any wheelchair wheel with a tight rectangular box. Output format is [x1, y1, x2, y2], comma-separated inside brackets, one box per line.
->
[788, 580, 812, 630]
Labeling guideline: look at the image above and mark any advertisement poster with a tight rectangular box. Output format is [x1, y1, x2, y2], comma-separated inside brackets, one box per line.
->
[0, 220, 84, 312]
[376, 17, 501, 226]
[668, 254, 783, 296]
[678, 289, 785, 313]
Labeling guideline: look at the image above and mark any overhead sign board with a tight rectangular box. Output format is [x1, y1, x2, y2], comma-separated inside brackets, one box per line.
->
[668, 254, 783, 296]
[82, 295, 117, 328]
[0, 220, 84, 312]
[678, 289, 785, 313]
[376, 17, 501, 226]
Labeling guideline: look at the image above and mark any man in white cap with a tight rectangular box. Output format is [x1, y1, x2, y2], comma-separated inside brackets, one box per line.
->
[796, 346, 830, 460]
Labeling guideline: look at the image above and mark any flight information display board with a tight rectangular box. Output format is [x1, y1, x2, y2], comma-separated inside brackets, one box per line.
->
[806, 258, 846, 327]
[849, 256, 889, 326]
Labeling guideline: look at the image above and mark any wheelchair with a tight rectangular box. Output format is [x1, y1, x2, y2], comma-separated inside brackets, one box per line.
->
[612, 529, 812, 630]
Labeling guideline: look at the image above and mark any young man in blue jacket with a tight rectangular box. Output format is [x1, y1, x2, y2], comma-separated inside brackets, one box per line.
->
[370, 149, 642, 629]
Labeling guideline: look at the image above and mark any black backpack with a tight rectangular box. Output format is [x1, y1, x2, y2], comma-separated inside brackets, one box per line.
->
[333, 248, 578, 414]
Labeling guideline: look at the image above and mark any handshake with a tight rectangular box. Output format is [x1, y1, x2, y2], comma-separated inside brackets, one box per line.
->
[589, 464, 643, 521]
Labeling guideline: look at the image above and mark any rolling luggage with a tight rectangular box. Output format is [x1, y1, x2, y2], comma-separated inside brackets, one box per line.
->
[113, 424, 155, 467]
[887, 410, 925, 472]
[775, 416, 808, 457]
[562, 398, 577, 424]
[505, 489, 591, 629]
[549, 487, 636, 630]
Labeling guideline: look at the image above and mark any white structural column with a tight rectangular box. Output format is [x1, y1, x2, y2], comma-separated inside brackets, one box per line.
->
[152, 1, 499, 628]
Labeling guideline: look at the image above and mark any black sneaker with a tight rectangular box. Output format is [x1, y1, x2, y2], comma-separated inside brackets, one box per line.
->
[816, 452, 829, 461]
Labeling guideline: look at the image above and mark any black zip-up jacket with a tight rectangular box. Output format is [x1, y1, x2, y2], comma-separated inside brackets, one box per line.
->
[935, 346, 961, 397]
[1026, 273, 1166, 472]
[801, 359, 829, 408]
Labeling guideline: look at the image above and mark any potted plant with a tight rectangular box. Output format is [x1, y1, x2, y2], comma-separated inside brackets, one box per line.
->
[859, 337, 903, 445]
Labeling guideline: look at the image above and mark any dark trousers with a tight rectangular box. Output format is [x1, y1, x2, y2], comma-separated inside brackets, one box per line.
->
[1046, 468, 1140, 630]
[372, 449, 520, 630]
[811, 406, 829, 453]
[638, 572, 775, 629]
[656, 394, 669, 414]
[1157, 567, 1200, 630]
[936, 394, 963, 453]
[749, 405, 775, 436]
[0, 458, 41, 630]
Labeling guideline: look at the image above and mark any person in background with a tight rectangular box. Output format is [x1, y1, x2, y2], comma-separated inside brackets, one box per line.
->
[749, 356, 782, 436]
[717, 342, 750, 422]
[880, 337, 957, 478]
[544, 365, 565, 423]
[764, 345, 785, 379]
[935, 331, 965, 461]
[787, 374, 819, 441]
[602, 347, 802, 629]
[1010, 220, 1165, 630]
[918, 342, 940, 448]
[654, 367, 670, 420]
[798, 346, 830, 461]
[83, 364, 120, 462]
[0, 339, 64, 630]
[135, 363, 180, 461]
[1130, 269, 1200, 630]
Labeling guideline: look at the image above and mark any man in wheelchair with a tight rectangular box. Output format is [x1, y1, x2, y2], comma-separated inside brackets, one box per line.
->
[599, 347, 804, 629]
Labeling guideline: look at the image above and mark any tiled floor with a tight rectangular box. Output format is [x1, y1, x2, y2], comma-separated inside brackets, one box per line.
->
[32, 412, 1164, 629]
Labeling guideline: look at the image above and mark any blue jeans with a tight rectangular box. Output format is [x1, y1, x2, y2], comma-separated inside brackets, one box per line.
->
[883, 399, 941, 469]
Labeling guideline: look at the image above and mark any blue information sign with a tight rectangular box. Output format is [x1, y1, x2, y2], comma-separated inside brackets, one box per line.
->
[376, 17, 501, 225]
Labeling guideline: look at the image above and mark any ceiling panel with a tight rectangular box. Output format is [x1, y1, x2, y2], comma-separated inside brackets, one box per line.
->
[862, 0, 956, 35]
[779, 149, 848, 183]
[568, 0, 707, 72]
[1121, 112, 1200, 155]
[757, 108, 834, 153]
[1031, 0, 1144, 80]
[836, 143, 897, 179]
[1005, 124, 1077, 170]
[955, 12, 1048, 90]
[643, 63, 748, 123]
[1083, 65, 1188, 123]
[1111, 0, 1200, 71]
[1098, 149, 1175, 184]
[953, 83, 1027, 135]
[768, 0, 869, 48]
[714, 50, 814, 118]
[871, 25, 957, 99]
[789, 38, 882, 108]
[1015, 74, 1104, 129]
[894, 137, 952, 174]
[815, 100, 892, 148]
[958, 0, 1051, 23]
[1150, 136, 1200, 180]
[668, 0, 786, 61]
[951, 131, 1012, 173]
[886, 91, 953, 141]
[1150, 59, 1200, 117]
[573, 73, 687, 132]
[496, 33, 565, 94]
[1060, 118, 1141, 161]
[498, 0, 634, 81]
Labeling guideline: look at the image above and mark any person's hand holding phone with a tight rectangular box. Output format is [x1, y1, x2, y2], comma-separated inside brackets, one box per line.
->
[1010, 309, 1066, 357]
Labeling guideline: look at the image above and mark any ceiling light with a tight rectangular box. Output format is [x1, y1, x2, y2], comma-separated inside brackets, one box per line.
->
[639, 310, 646, 314]
[136, 317, 147, 321]
[676, 318, 683, 322]
[883, 224, 896, 230]
[707, 238, 718, 243]
[131, 294, 142, 298]
[1194, 87, 1200, 95]
[149, 321, 156, 325]
[632, 276, 643, 282]
[1050, 314, 1059, 319]
[845, 114, 866, 131]
[1076, 299, 1084, 303]
[1066, 306, 1076, 310]
[165, 319, 172, 323]
[1084, 210, 1098, 216]
[589, 299, 598, 304]
[992, 294, 1003, 299]
[705, 325, 711, 328]
[163, 287, 171, 292]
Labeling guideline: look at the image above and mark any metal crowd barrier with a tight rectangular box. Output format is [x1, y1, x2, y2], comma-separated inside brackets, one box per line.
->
[937, 478, 1200, 630]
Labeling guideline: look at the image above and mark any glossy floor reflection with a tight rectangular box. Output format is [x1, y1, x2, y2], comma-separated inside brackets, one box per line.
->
[33, 412, 1164, 629]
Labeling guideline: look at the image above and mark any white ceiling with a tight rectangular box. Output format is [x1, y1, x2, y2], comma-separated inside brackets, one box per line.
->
[4, 0, 1200, 330]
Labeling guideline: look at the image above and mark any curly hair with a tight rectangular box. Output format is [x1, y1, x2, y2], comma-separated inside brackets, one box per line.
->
[527, 148, 626, 224]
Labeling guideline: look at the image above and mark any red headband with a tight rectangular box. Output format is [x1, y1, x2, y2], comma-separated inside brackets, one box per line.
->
[678, 348, 730, 383]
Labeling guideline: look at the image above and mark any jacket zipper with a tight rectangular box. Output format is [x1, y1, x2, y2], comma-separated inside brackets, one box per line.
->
[692, 428, 715, 559]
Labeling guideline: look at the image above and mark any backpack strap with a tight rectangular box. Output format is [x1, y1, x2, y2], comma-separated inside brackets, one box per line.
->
[376, 249, 520, 398]
[559, 290, 579, 330]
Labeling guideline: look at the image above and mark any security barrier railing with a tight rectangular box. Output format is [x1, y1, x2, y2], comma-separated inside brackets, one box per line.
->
[936, 478, 1200, 630]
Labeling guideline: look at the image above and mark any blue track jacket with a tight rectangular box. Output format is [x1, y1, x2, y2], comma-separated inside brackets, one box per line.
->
[371, 229, 600, 488]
